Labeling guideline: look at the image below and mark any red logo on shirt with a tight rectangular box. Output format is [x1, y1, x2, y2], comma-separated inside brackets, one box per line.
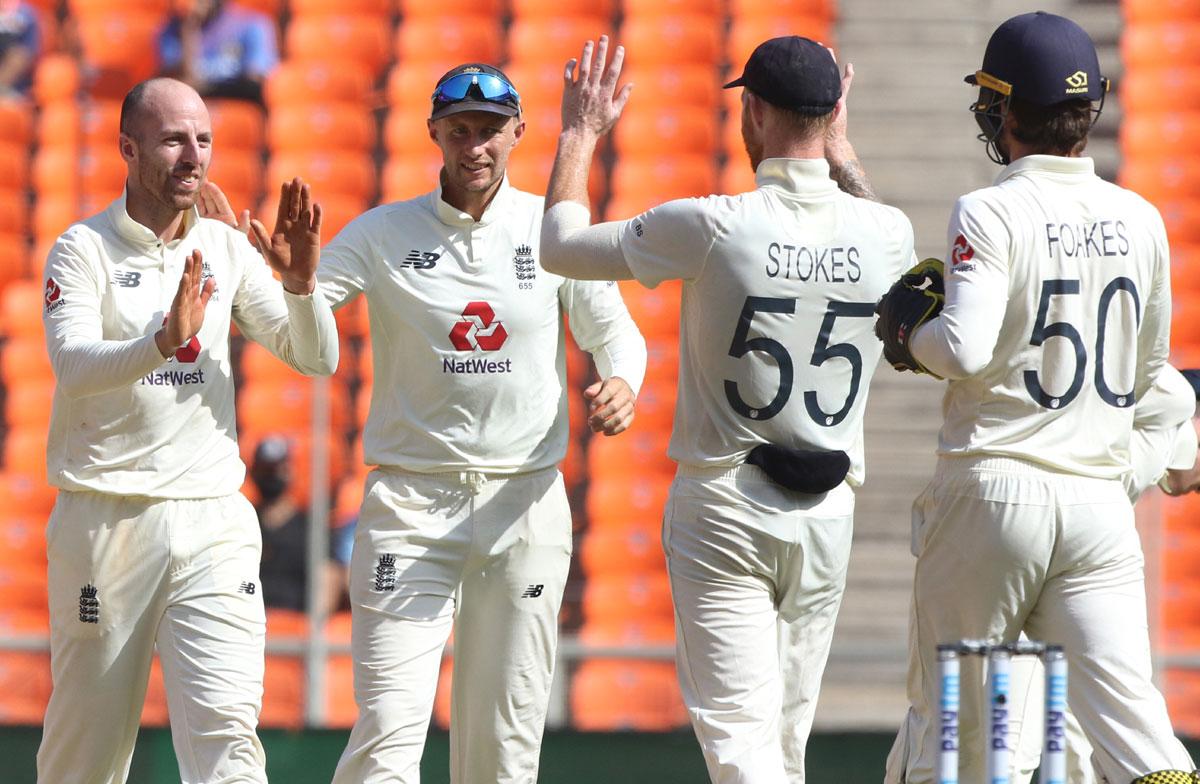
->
[449, 301, 508, 352]
[160, 316, 201, 363]
[951, 234, 975, 266]
[44, 277, 61, 306]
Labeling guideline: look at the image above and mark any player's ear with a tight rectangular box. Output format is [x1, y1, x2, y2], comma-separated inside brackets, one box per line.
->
[427, 118, 439, 144]
[511, 117, 525, 144]
[118, 132, 137, 164]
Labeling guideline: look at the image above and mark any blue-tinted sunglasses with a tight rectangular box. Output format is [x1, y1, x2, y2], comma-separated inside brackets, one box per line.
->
[431, 72, 521, 110]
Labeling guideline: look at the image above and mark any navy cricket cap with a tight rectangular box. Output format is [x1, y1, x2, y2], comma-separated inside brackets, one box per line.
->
[724, 36, 841, 115]
[966, 11, 1107, 106]
[430, 63, 521, 121]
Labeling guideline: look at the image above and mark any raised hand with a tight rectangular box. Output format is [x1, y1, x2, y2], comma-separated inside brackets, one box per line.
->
[249, 177, 323, 295]
[198, 181, 250, 234]
[156, 249, 215, 359]
[584, 376, 636, 436]
[561, 35, 634, 140]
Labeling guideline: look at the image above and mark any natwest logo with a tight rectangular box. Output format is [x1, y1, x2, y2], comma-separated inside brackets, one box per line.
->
[449, 301, 508, 351]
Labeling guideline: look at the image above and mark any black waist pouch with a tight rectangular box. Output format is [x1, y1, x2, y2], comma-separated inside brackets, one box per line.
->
[745, 444, 850, 494]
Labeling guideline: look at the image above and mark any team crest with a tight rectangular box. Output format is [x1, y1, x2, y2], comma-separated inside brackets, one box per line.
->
[950, 234, 976, 272]
[513, 244, 536, 284]
[200, 260, 219, 301]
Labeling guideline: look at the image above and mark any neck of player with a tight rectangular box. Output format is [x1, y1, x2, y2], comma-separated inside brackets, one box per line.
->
[126, 185, 188, 243]
[441, 175, 502, 222]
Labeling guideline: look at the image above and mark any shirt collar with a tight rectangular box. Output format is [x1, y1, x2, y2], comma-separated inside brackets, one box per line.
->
[107, 187, 200, 248]
[754, 158, 839, 196]
[994, 155, 1095, 186]
[432, 173, 513, 227]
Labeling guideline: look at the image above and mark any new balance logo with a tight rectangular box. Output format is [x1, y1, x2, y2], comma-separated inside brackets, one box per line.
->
[374, 554, 397, 592]
[238, 581, 256, 595]
[401, 250, 440, 269]
[112, 270, 142, 287]
[521, 584, 544, 599]
[79, 584, 100, 624]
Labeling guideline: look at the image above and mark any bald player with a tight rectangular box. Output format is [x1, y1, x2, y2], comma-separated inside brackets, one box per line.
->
[876, 12, 1197, 784]
[540, 36, 914, 781]
[37, 78, 338, 783]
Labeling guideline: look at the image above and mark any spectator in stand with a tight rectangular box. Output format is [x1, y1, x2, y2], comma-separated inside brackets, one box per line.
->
[158, 0, 277, 106]
[0, 1, 38, 97]
[249, 434, 350, 617]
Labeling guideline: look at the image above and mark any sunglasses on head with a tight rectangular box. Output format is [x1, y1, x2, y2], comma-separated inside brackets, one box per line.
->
[431, 72, 521, 109]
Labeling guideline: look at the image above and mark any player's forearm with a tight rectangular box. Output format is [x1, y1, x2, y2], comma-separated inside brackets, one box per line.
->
[540, 202, 633, 280]
[269, 286, 340, 376]
[589, 328, 647, 397]
[826, 139, 878, 202]
[50, 334, 169, 399]
[545, 128, 599, 213]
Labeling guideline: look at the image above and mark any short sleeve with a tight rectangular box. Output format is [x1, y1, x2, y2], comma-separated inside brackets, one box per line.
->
[618, 197, 718, 288]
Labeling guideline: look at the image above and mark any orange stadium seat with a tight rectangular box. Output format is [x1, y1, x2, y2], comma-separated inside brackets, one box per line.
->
[511, 0, 616, 16]
[267, 151, 376, 201]
[6, 378, 54, 429]
[3, 427, 48, 480]
[261, 655, 305, 728]
[1123, 0, 1200, 23]
[402, 0, 503, 15]
[621, 16, 723, 66]
[75, 12, 163, 87]
[580, 524, 666, 575]
[1120, 113, 1200, 157]
[0, 561, 48, 611]
[610, 155, 718, 203]
[32, 53, 80, 106]
[501, 62, 563, 109]
[1, 338, 52, 385]
[0, 99, 32, 147]
[0, 472, 55, 516]
[79, 100, 120, 148]
[324, 654, 356, 728]
[381, 155, 444, 203]
[0, 233, 30, 291]
[622, 0, 722, 16]
[604, 192, 660, 220]
[586, 423, 674, 479]
[334, 296, 370, 340]
[0, 191, 27, 236]
[0, 513, 47, 562]
[33, 196, 80, 248]
[0, 142, 28, 191]
[730, 0, 836, 17]
[586, 473, 672, 529]
[1, 280, 47, 339]
[290, 0, 391, 14]
[508, 102, 563, 155]
[1173, 291, 1200, 348]
[1124, 23, 1200, 69]
[720, 158, 758, 196]
[728, 16, 834, 69]
[394, 17, 504, 65]
[209, 99, 266, 152]
[629, 378, 677, 434]
[642, 336, 681, 386]
[1120, 68, 1200, 114]
[0, 651, 52, 725]
[570, 660, 686, 731]
[207, 149, 264, 202]
[582, 572, 674, 624]
[1171, 243, 1200, 293]
[1158, 200, 1200, 245]
[506, 151, 605, 205]
[614, 107, 719, 155]
[238, 378, 352, 433]
[79, 149, 127, 202]
[36, 100, 80, 151]
[385, 61, 456, 113]
[265, 61, 374, 108]
[578, 616, 674, 648]
[287, 16, 393, 78]
[33, 147, 79, 198]
[269, 105, 377, 152]
[68, 0, 170, 13]
[384, 105, 437, 155]
[1121, 158, 1200, 201]
[620, 65, 721, 110]
[508, 18, 617, 66]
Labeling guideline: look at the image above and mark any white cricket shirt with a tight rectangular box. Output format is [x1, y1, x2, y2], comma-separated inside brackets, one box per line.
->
[1126, 365, 1199, 500]
[910, 156, 1172, 478]
[43, 190, 339, 498]
[317, 177, 646, 474]
[619, 158, 915, 486]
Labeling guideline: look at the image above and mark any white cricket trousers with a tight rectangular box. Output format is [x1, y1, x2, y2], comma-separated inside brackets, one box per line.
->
[884, 456, 1194, 784]
[664, 464, 855, 784]
[37, 490, 267, 784]
[331, 465, 572, 784]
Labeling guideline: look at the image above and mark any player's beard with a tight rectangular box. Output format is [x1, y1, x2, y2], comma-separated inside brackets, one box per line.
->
[741, 124, 763, 172]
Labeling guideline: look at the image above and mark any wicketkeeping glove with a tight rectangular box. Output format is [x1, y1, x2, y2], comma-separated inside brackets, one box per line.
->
[874, 258, 945, 377]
